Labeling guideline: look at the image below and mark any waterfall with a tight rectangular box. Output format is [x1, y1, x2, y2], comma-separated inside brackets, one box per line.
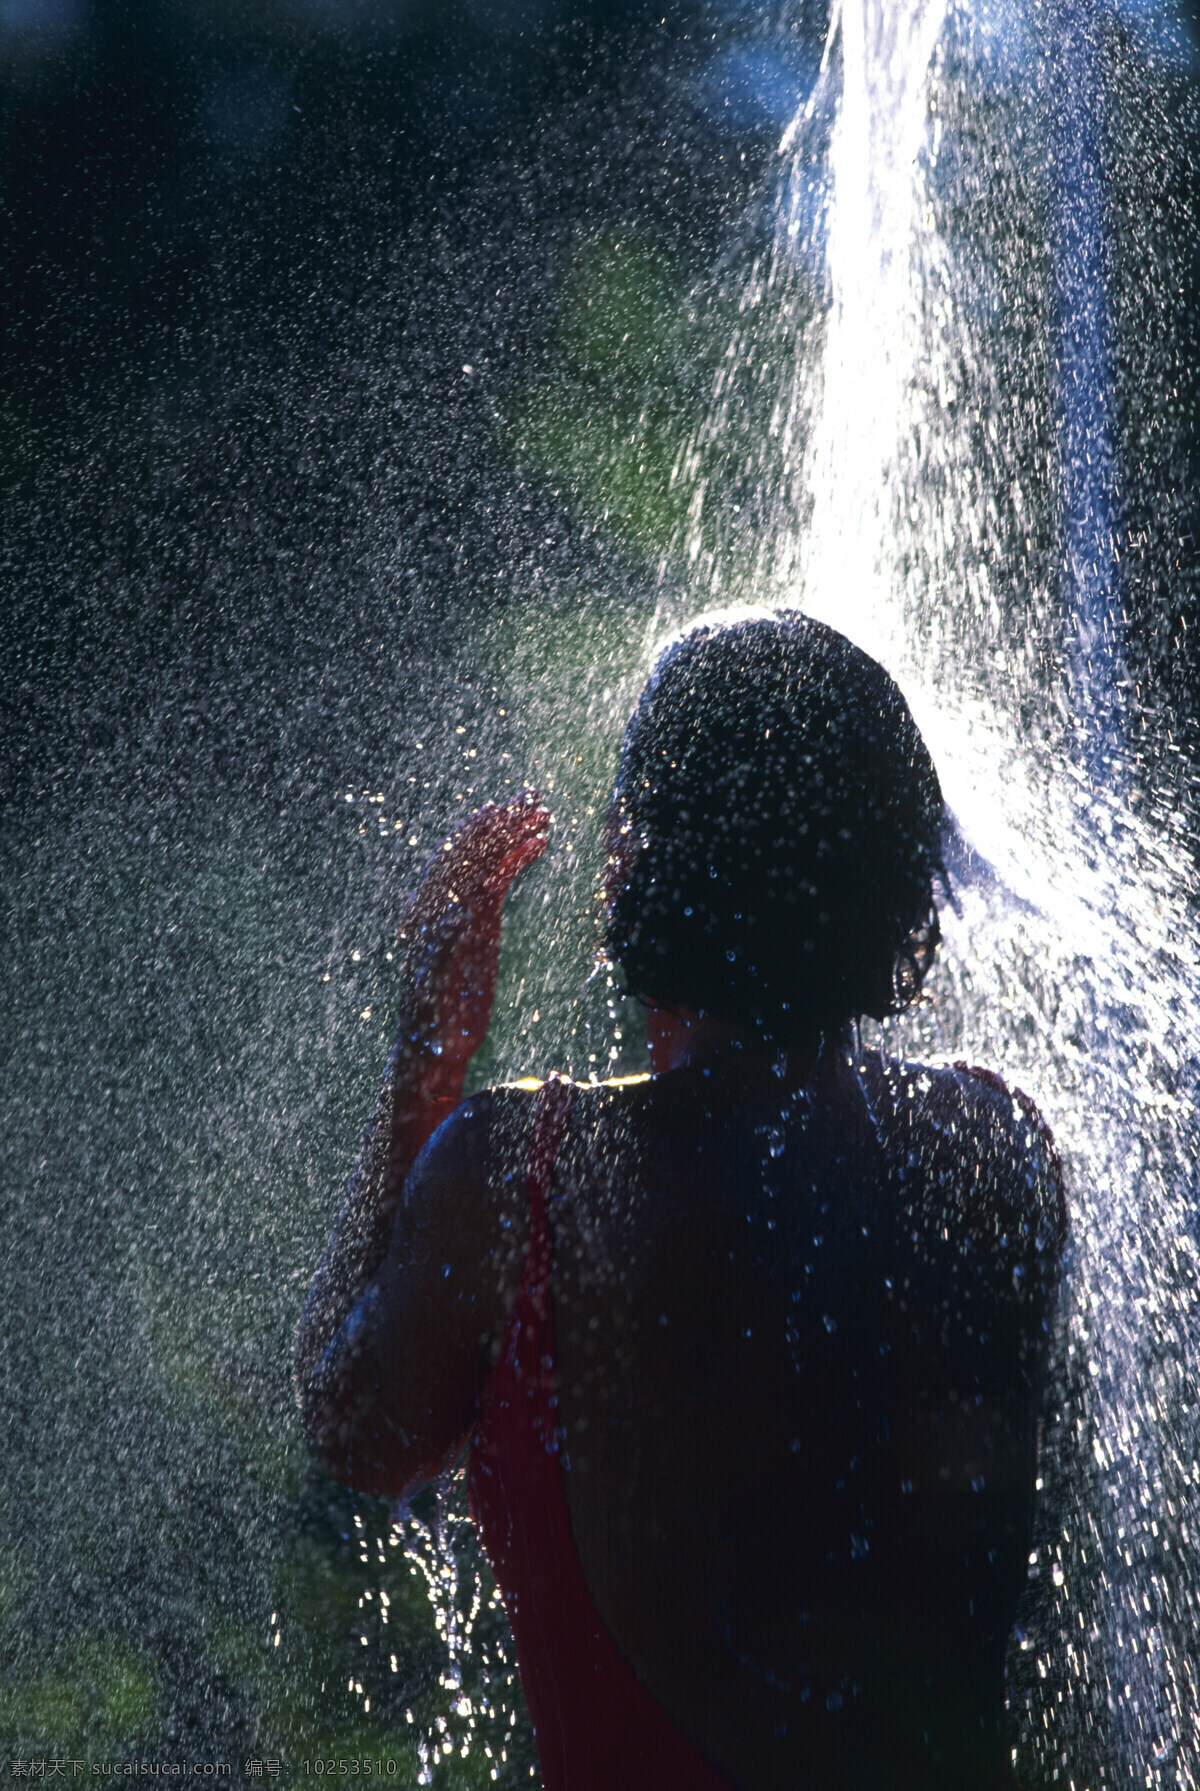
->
[644, 0, 1198, 1772]
[768, 2, 1200, 1778]
[795, 0, 949, 669]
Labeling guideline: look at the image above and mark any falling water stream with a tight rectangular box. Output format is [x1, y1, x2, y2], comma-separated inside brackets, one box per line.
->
[4, 2, 1198, 1785]
[657, 1, 1200, 1782]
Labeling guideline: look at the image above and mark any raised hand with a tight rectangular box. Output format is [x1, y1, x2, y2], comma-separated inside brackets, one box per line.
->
[396, 792, 551, 1073]
[294, 792, 551, 1418]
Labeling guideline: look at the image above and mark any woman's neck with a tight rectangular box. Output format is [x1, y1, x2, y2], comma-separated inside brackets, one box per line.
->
[645, 1003, 823, 1088]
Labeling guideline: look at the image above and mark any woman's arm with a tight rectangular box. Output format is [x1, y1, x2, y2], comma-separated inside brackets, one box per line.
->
[293, 793, 549, 1488]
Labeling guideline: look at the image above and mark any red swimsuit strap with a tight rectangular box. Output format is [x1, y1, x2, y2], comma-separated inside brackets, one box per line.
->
[522, 1072, 576, 1321]
[468, 1078, 740, 1791]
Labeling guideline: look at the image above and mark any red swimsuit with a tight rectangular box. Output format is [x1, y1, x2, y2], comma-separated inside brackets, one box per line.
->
[468, 1077, 739, 1791]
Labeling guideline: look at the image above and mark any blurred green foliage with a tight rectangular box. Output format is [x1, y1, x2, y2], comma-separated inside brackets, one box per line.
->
[508, 232, 699, 550]
[0, 1639, 161, 1751]
[504, 224, 818, 588]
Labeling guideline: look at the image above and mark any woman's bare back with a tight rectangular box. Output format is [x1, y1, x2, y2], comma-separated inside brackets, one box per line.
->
[541, 1048, 1064, 1789]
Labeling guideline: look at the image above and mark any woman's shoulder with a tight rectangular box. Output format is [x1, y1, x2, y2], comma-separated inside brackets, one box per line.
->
[406, 1079, 539, 1195]
[415, 1072, 622, 1196]
[388, 1082, 553, 1328]
[868, 1052, 1058, 1152]
[865, 1054, 1069, 1253]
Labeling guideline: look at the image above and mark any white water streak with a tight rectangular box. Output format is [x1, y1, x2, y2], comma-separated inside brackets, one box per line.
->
[783, 0, 1200, 1775]
[800, 0, 948, 663]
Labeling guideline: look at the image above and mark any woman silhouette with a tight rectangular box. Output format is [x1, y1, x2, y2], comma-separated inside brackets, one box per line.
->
[295, 612, 1065, 1791]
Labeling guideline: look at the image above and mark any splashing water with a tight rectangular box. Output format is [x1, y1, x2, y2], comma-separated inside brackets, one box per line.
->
[338, 1479, 533, 1787]
[393, 1480, 521, 1786]
[789, 0, 950, 663]
[655, 0, 1200, 1781]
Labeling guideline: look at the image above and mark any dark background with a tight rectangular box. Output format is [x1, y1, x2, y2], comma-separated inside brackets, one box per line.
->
[0, 0, 832, 829]
[5, 0, 1200, 813]
[3, 0, 1200, 1779]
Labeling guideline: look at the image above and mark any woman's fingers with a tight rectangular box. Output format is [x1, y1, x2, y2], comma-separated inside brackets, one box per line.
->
[452, 793, 550, 893]
[388, 795, 551, 1063]
[395, 795, 551, 998]
[400, 794, 550, 938]
[491, 825, 550, 890]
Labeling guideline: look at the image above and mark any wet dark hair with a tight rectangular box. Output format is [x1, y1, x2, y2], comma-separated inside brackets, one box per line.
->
[604, 612, 945, 1045]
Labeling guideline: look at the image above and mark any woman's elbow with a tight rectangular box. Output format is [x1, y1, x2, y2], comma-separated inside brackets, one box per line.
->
[294, 1364, 452, 1496]
[293, 1287, 385, 1473]
[310, 1429, 456, 1500]
[294, 1359, 350, 1480]
[310, 1424, 420, 1497]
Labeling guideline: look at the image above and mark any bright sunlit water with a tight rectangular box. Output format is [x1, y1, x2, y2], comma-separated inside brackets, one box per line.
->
[647, 1, 1200, 1782]
[4, 2, 1198, 1784]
